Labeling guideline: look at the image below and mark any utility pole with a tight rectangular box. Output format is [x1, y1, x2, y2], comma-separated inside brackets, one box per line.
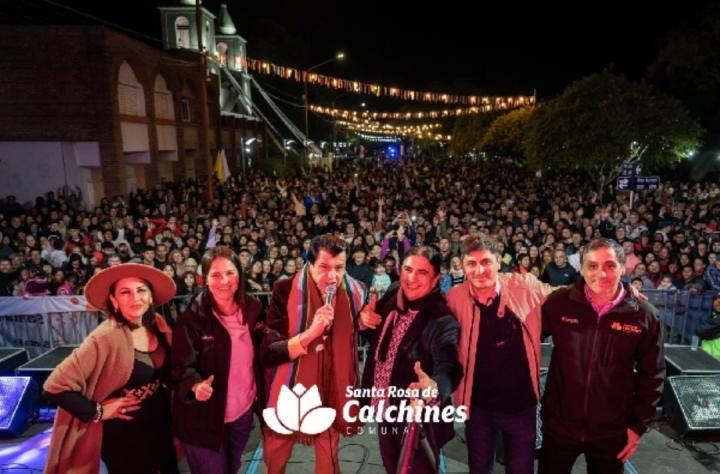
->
[303, 52, 345, 169]
[196, 0, 214, 202]
[303, 80, 309, 168]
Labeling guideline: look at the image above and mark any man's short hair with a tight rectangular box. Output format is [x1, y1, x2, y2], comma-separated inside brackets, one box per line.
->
[460, 236, 502, 258]
[580, 238, 626, 266]
[307, 234, 347, 264]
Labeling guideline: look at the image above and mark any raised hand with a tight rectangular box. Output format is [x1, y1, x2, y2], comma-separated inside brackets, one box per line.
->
[407, 361, 438, 404]
[360, 293, 382, 329]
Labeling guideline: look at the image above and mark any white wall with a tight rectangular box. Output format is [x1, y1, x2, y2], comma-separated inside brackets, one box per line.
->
[0, 142, 100, 207]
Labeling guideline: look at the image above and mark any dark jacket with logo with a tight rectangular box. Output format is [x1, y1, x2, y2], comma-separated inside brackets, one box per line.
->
[171, 290, 264, 450]
[541, 281, 665, 441]
[361, 282, 463, 447]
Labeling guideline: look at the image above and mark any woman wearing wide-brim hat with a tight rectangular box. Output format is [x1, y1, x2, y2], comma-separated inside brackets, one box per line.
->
[43, 263, 179, 474]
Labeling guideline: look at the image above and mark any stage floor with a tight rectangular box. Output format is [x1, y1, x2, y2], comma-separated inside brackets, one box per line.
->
[2, 417, 717, 473]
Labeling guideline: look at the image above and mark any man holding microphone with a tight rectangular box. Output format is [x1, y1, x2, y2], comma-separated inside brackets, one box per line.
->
[261, 234, 368, 474]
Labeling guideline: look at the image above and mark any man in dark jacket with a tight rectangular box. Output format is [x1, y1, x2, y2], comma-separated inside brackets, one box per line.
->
[360, 246, 463, 474]
[541, 248, 578, 286]
[540, 238, 665, 474]
[0, 257, 16, 296]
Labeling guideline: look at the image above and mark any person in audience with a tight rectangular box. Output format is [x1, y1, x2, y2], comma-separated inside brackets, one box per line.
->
[698, 294, 720, 359]
[370, 260, 391, 297]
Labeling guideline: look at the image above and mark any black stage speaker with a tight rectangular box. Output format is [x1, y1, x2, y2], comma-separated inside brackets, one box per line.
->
[664, 345, 720, 377]
[663, 375, 720, 437]
[0, 348, 29, 376]
[0, 376, 39, 437]
[15, 345, 77, 389]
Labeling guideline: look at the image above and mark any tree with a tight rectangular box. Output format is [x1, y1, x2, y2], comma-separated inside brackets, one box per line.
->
[479, 106, 535, 159]
[523, 71, 703, 200]
[648, 6, 720, 147]
[448, 111, 501, 156]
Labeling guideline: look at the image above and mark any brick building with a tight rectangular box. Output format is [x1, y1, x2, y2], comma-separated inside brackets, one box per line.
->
[0, 1, 265, 206]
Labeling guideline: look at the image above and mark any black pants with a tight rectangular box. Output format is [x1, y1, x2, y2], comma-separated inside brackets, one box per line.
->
[538, 430, 626, 474]
[466, 406, 537, 474]
[378, 422, 438, 474]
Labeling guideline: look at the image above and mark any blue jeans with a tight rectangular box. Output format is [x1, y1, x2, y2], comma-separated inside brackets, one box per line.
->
[465, 406, 537, 474]
[182, 409, 254, 474]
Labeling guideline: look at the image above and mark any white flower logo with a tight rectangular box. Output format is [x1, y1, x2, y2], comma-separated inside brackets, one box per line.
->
[263, 383, 336, 435]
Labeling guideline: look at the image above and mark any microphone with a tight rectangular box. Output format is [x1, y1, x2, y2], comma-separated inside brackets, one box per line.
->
[325, 283, 337, 306]
[323, 283, 337, 340]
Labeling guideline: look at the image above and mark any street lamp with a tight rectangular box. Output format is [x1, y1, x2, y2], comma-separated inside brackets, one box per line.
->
[239, 137, 258, 184]
[304, 52, 345, 164]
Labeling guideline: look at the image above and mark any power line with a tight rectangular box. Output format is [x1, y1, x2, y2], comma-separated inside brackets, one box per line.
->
[37, 0, 162, 44]
[265, 92, 305, 109]
[254, 77, 304, 103]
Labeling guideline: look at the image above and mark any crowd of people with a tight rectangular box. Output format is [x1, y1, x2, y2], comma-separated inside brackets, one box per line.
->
[5, 152, 718, 473]
[2, 155, 720, 304]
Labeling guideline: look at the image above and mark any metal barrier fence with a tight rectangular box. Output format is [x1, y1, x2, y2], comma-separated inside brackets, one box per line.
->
[0, 290, 713, 356]
[642, 289, 717, 345]
[172, 289, 716, 344]
[0, 292, 274, 358]
[0, 296, 102, 357]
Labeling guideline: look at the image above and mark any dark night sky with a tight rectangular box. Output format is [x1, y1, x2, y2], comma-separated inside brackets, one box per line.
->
[3, 0, 714, 99]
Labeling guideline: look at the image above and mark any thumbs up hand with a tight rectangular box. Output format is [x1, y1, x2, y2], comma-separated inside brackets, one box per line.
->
[193, 374, 214, 402]
[360, 293, 382, 329]
[408, 362, 438, 404]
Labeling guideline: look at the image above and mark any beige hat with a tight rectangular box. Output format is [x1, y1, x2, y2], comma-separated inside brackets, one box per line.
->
[85, 263, 176, 312]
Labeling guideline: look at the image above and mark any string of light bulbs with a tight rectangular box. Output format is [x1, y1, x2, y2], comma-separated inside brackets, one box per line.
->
[309, 102, 530, 120]
[245, 57, 535, 106]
